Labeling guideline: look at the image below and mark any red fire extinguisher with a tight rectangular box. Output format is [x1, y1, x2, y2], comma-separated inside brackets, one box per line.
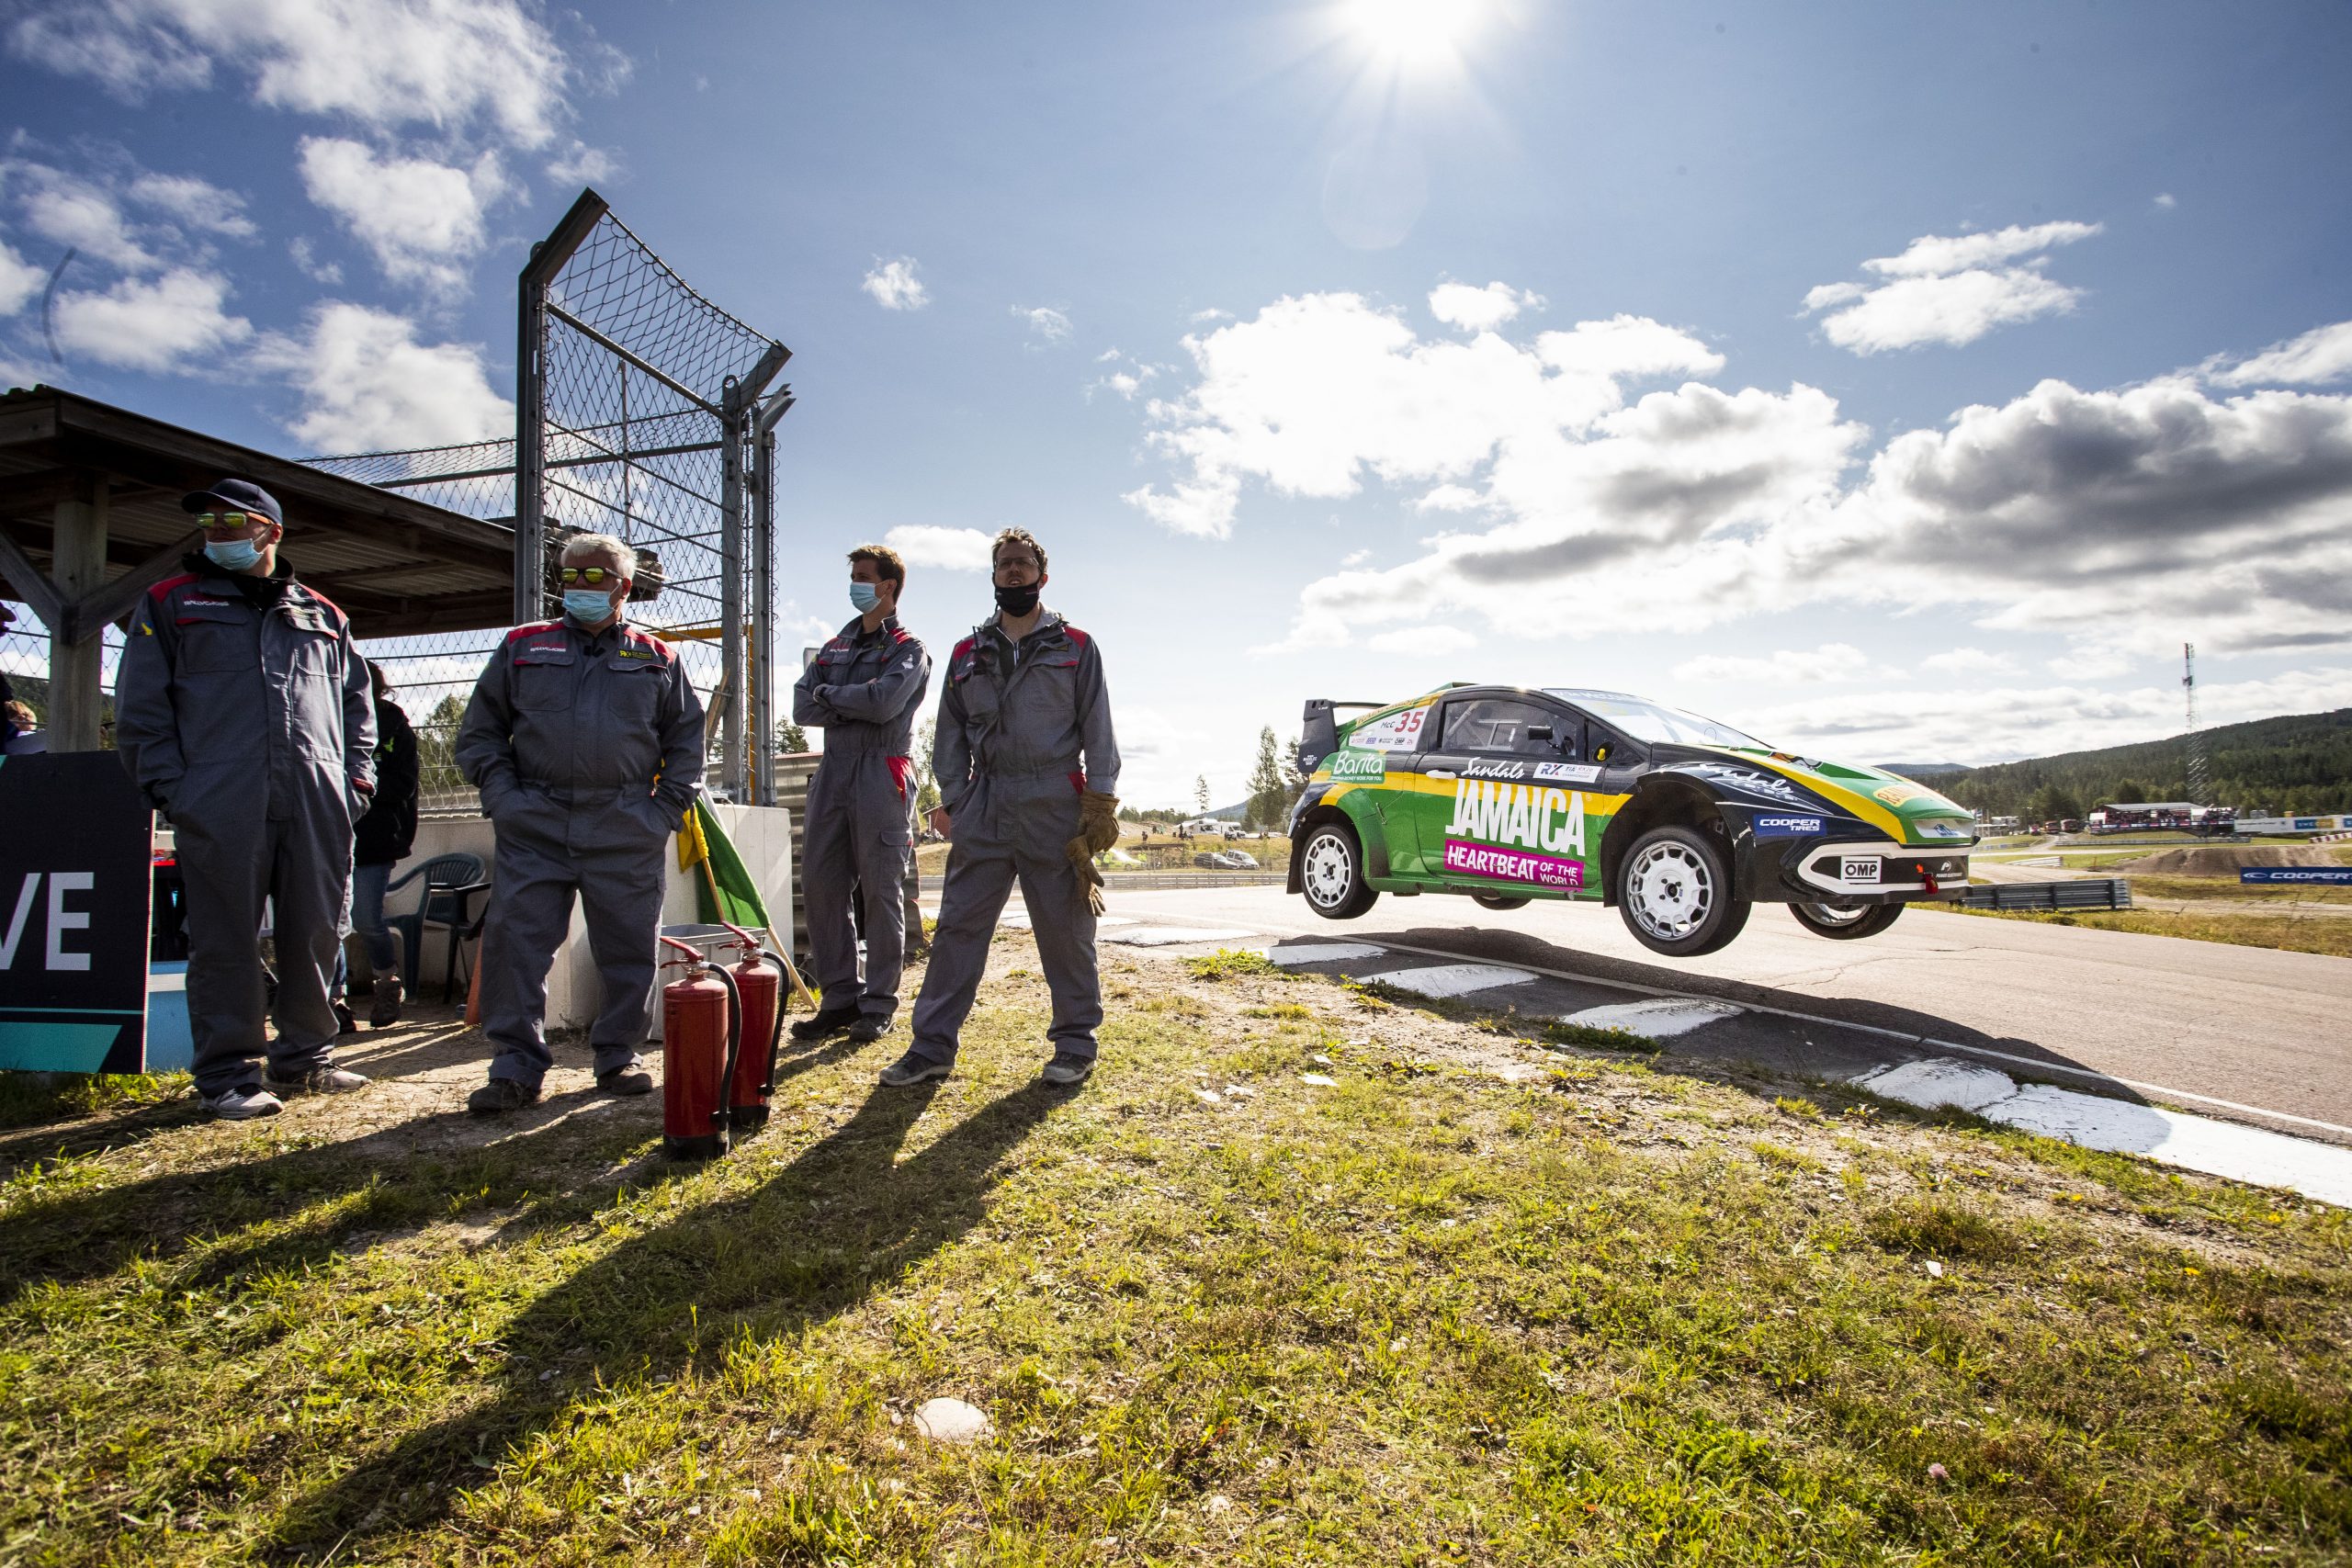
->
[658, 935, 741, 1160]
[711, 920, 788, 1138]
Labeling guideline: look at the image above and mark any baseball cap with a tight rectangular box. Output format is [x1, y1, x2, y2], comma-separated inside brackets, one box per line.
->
[180, 477, 282, 525]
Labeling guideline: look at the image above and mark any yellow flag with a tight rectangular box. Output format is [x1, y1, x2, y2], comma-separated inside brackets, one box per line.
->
[676, 798, 711, 872]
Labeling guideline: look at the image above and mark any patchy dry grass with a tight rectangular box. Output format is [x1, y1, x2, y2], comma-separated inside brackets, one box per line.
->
[0, 951, 2346, 1565]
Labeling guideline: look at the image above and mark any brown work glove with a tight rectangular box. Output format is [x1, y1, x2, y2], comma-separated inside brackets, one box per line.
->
[1070, 854, 1107, 918]
[1065, 792, 1119, 919]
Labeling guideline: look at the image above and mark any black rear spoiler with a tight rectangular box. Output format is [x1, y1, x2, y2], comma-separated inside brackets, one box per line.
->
[1298, 699, 1387, 774]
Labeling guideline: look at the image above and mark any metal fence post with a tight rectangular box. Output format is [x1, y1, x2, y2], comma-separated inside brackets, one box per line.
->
[752, 386, 795, 808]
[514, 188, 610, 626]
[719, 377, 746, 802]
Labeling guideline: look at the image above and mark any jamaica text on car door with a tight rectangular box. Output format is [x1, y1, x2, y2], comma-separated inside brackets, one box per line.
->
[1413, 694, 1597, 897]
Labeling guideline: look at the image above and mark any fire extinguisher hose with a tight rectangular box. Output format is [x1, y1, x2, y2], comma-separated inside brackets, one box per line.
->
[707, 962, 742, 1136]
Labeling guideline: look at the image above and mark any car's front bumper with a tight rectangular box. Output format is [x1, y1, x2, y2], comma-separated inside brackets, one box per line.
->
[1740, 834, 1972, 904]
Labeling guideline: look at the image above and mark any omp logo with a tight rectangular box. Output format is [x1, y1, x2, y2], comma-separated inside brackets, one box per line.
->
[1840, 857, 1880, 884]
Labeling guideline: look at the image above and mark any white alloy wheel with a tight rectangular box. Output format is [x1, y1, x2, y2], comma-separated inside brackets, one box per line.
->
[1302, 829, 1357, 910]
[1625, 839, 1714, 942]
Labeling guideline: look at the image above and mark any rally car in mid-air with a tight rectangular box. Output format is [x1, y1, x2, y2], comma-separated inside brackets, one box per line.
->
[1287, 684, 1976, 957]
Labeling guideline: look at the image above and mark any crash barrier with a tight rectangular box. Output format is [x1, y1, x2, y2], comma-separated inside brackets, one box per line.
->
[1955, 879, 2133, 912]
[916, 871, 1286, 894]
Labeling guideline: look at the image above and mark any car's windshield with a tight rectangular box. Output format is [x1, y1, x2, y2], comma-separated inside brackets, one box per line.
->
[1544, 688, 1768, 750]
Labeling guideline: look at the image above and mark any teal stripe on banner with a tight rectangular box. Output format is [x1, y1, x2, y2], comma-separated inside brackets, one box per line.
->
[0, 1021, 124, 1073]
[0, 1008, 149, 1017]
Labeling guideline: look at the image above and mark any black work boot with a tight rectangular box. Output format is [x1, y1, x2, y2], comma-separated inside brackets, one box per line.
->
[468, 1077, 539, 1115]
[788, 1003, 861, 1043]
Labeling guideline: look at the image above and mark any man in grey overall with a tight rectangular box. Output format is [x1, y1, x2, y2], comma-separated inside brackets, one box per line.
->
[789, 543, 932, 1044]
[456, 532, 705, 1114]
[883, 527, 1121, 1089]
[115, 479, 376, 1119]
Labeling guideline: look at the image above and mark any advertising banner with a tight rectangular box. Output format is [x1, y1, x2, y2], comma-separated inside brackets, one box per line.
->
[0, 753, 153, 1075]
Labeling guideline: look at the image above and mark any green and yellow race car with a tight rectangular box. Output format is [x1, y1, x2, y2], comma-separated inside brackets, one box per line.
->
[1288, 684, 1977, 957]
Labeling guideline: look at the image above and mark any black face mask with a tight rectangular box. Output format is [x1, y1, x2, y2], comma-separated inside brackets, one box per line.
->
[994, 581, 1041, 617]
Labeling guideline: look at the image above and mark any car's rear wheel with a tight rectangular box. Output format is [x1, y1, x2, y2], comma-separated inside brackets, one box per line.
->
[1471, 891, 1532, 911]
[1789, 900, 1905, 940]
[1618, 826, 1750, 956]
[1298, 820, 1379, 920]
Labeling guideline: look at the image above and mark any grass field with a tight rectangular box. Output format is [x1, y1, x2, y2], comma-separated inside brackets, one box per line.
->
[2, 951, 2347, 1565]
[1929, 903, 2352, 960]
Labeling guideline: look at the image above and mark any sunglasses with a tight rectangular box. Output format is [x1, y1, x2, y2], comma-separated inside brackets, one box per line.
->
[196, 512, 271, 530]
[559, 567, 628, 585]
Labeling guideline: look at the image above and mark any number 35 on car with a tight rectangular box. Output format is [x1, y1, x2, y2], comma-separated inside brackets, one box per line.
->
[1286, 684, 1976, 957]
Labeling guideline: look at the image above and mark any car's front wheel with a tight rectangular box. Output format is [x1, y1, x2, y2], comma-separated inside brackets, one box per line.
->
[1298, 820, 1379, 920]
[1617, 826, 1750, 957]
[1471, 891, 1532, 911]
[1789, 900, 1905, 940]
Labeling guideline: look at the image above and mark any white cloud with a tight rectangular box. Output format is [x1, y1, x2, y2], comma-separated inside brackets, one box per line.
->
[1129, 287, 2352, 667]
[124, 172, 254, 237]
[862, 256, 927, 310]
[1014, 304, 1071, 343]
[51, 266, 252, 370]
[1189, 308, 1230, 324]
[1748, 666, 2352, 766]
[2211, 320, 2352, 388]
[1429, 281, 1543, 333]
[1803, 220, 2101, 354]
[545, 141, 620, 186]
[0, 241, 44, 318]
[298, 137, 503, 292]
[1917, 647, 2018, 675]
[881, 525, 993, 573]
[287, 235, 341, 284]
[255, 302, 512, 451]
[1671, 643, 1866, 684]
[1125, 289, 1727, 542]
[2154, 193, 2177, 209]
[17, 172, 154, 270]
[1367, 625, 1476, 655]
[8, 0, 584, 149]
[1340, 547, 1372, 568]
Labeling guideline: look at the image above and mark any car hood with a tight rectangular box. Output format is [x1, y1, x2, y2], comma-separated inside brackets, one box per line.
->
[1673, 743, 1976, 846]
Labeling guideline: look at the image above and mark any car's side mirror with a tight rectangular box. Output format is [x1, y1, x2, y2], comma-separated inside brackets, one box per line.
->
[1527, 725, 1553, 740]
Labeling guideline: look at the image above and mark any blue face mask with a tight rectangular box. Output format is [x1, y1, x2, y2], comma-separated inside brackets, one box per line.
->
[564, 589, 616, 622]
[849, 581, 880, 613]
[203, 536, 262, 572]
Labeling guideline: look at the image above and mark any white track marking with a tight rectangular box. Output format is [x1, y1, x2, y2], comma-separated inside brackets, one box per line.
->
[1102, 927, 1261, 946]
[1562, 998, 1745, 1039]
[1370, 964, 1535, 998]
[1856, 1059, 2352, 1206]
[1265, 942, 1386, 965]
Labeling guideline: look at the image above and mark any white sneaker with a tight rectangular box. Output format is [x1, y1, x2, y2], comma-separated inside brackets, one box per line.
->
[199, 1086, 285, 1120]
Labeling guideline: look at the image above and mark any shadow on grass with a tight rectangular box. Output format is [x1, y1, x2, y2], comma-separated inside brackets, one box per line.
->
[0, 1086, 646, 1307]
[262, 1078, 1066, 1561]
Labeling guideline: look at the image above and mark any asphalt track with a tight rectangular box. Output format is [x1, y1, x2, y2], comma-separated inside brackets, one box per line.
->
[1071, 884, 2352, 1149]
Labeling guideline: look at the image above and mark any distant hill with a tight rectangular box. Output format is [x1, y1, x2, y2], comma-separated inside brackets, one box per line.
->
[1873, 761, 1966, 776]
[1906, 708, 2352, 818]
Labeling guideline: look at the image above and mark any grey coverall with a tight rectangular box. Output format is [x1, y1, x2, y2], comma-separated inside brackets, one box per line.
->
[792, 615, 931, 1024]
[115, 554, 375, 1096]
[909, 609, 1119, 1065]
[455, 616, 704, 1090]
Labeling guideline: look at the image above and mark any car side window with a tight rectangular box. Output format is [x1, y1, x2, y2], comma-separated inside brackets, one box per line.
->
[1439, 697, 1575, 758]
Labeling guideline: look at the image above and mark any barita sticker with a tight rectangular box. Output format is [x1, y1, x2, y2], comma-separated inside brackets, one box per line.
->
[1533, 761, 1600, 784]
[1347, 704, 1430, 752]
[1328, 749, 1385, 783]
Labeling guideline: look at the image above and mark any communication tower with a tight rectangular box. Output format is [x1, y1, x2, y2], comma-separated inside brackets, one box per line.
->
[2183, 642, 2211, 807]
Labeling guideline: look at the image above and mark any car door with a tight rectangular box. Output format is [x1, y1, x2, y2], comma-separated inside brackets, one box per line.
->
[1413, 694, 1594, 894]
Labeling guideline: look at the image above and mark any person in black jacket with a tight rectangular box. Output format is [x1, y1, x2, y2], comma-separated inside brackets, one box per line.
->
[351, 660, 421, 1025]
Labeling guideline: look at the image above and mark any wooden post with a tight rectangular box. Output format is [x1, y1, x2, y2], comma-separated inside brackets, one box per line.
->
[48, 474, 107, 753]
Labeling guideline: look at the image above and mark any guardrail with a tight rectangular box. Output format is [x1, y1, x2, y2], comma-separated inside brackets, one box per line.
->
[1956, 879, 2133, 911]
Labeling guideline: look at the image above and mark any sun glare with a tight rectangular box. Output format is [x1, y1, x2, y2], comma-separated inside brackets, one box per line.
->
[1344, 0, 1479, 68]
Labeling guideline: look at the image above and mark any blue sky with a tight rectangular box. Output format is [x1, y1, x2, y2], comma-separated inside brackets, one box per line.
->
[5, 0, 2350, 805]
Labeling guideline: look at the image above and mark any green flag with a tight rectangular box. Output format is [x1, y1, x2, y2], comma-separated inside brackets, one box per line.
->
[677, 798, 773, 930]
